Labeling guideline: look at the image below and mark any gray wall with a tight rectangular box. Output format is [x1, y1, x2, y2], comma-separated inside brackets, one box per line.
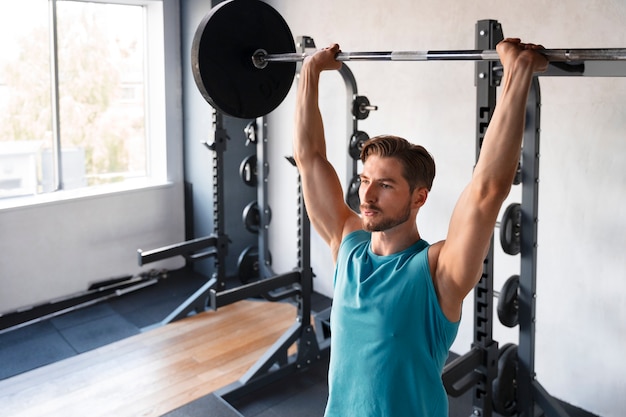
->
[262, 1, 626, 416]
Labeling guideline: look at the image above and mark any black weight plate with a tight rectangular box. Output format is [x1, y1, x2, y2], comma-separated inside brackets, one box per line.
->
[349, 131, 369, 160]
[239, 154, 257, 187]
[237, 245, 259, 284]
[242, 201, 261, 233]
[191, 0, 297, 119]
[242, 201, 272, 233]
[492, 343, 518, 416]
[497, 275, 520, 328]
[353, 96, 371, 120]
[500, 203, 521, 255]
[346, 174, 361, 213]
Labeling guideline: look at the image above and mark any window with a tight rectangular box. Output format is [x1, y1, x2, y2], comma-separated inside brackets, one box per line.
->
[0, 0, 165, 201]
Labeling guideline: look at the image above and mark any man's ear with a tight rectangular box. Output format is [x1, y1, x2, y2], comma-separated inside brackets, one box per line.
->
[412, 187, 428, 208]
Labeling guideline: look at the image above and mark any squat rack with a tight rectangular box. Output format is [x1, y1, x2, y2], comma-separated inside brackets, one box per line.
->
[136, 35, 354, 403]
[444, 19, 626, 417]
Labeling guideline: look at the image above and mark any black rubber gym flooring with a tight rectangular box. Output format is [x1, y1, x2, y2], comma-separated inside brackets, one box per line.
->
[0, 268, 597, 417]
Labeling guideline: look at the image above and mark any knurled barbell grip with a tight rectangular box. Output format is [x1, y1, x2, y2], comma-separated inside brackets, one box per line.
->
[252, 48, 626, 69]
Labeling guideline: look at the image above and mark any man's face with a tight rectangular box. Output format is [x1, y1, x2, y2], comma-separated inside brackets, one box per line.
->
[359, 155, 413, 232]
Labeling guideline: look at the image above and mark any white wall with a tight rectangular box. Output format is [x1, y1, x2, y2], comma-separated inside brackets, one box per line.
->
[0, 184, 185, 311]
[265, 1, 626, 416]
[0, 0, 186, 313]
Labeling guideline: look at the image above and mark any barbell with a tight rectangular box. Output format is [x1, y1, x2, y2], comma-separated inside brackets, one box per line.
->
[192, 0, 626, 119]
[251, 48, 626, 68]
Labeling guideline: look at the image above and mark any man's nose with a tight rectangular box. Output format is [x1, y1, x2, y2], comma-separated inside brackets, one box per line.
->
[361, 183, 376, 202]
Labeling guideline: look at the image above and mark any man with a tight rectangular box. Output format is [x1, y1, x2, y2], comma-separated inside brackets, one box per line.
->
[293, 39, 548, 416]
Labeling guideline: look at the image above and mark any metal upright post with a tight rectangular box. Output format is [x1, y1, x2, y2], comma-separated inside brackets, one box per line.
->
[293, 36, 314, 332]
[211, 111, 230, 290]
[339, 64, 359, 184]
[520, 76, 570, 417]
[255, 116, 274, 279]
[472, 19, 503, 417]
[517, 76, 541, 417]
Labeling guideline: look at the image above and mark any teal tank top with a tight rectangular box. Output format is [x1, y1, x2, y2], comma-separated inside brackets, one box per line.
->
[324, 230, 459, 417]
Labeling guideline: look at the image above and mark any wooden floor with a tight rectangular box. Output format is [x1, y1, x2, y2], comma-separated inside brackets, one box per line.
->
[0, 300, 297, 417]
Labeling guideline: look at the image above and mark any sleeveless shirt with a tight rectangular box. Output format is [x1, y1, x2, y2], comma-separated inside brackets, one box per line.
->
[324, 230, 459, 417]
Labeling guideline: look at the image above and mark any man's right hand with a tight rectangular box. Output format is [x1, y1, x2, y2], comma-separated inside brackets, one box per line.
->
[303, 43, 343, 74]
[496, 38, 549, 74]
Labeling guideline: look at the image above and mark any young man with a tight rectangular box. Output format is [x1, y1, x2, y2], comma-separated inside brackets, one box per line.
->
[293, 39, 548, 416]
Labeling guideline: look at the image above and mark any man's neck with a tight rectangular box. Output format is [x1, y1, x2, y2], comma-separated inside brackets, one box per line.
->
[369, 225, 421, 256]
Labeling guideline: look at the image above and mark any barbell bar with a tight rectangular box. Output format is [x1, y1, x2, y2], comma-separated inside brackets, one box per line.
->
[191, 0, 626, 119]
[252, 48, 626, 69]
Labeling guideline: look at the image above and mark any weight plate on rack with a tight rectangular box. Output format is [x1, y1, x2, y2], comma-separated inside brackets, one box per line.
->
[500, 203, 521, 255]
[237, 245, 259, 284]
[492, 343, 518, 416]
[497, 274, 520, 328]
[346, 174, 361, 213]
[239, 154, 257, 187]
[242, 201, 272, 233]
[349, 131, 369, 160]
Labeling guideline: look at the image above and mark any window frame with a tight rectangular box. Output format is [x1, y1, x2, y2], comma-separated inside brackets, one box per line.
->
[0, 0, 170, 210]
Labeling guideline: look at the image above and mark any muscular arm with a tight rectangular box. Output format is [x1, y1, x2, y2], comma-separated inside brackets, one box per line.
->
[432, 39, 548, 321]
[293, 45, 361, 261]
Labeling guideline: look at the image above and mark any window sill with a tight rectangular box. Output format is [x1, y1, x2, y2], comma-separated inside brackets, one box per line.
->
[0, 178, 175, 213]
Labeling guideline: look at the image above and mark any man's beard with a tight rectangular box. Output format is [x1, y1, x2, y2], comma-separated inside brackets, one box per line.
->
[361, 200, 412, 232]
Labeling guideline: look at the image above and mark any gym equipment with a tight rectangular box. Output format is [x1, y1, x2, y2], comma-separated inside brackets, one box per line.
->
[191, 0, 296, 119]
[242, 201, 260, 233]
[0, 270, 165, 334]
[349, 131, 369, 160]
[346, 174, 361, 213]
[191, 0, 626, 118]
[352, 96, 378, 120]
[500, 203, 521, 255]
[254, 47, 626, 66]
[497, 275, 520, 327]
[242, 201, 272, 234]
[237, 245, 274, 284]
[244, 120, 257, 146]
[138, 111, 324, 402]
[237, 245, 259, 284]
[493, 344, 519, 416]
[446, 20, 576, 417]
[239, 155, 257, 187]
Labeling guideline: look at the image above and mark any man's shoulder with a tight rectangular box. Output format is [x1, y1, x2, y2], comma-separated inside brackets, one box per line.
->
[339, 218, 368, 243]
[342, 228, 370, 246]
